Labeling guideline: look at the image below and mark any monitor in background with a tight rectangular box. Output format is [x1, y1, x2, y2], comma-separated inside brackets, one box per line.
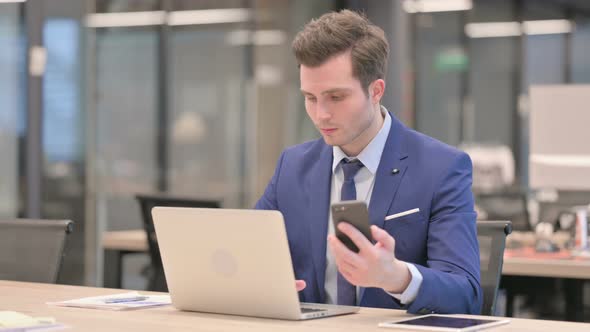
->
[475, 190, 531, 232]
[529, 85, 590, 191]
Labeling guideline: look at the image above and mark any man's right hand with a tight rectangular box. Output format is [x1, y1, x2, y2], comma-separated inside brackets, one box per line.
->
[296, 279, 306, 291]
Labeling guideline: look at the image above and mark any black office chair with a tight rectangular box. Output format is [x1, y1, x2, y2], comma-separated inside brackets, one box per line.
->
[475, 191, 530, 231]
[0, 219, 73, 283]
[135, 194, 220, 291]
[477, 220, 512, 316]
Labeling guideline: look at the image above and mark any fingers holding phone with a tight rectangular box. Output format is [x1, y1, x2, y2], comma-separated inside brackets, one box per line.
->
[329, 201, 410, 291]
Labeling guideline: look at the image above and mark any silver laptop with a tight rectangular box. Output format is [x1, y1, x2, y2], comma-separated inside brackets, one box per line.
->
[152, 206, 359, 320]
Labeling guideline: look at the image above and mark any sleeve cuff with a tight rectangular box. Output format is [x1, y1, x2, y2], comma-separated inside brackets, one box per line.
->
[386, 262, 424, 305]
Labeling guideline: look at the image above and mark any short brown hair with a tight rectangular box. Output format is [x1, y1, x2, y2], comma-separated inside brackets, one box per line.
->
[292, 9, 389, 93]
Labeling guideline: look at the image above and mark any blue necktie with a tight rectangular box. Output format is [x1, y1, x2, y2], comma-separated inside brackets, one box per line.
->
[337, 158, 364, 306]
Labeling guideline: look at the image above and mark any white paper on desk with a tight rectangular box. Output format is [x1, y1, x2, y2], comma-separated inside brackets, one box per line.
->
[0, 325, 66, 332]
[0, 311, 66, 331]
[47, 292, 171, 311]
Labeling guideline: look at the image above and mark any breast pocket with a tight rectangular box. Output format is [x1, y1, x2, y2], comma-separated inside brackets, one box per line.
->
[383, 210, 426, 236]
[383, 210, 427, 262]
[385, 208, 424, 224]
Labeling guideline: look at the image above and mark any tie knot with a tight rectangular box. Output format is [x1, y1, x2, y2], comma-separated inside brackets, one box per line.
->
[340, 159, 364, 182]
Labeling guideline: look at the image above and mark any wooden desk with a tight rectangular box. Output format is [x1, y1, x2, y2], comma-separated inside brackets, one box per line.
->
[2, 280, 590, 331]
[102, 230, 147, 252]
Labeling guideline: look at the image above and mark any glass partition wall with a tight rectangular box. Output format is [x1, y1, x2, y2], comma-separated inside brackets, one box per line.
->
[0, 0, 330, 288]
[0, 1, 24, 219]
[85, 0, 330, 287]
[411, 0, 590, 190]
[5, 0, 590, 289]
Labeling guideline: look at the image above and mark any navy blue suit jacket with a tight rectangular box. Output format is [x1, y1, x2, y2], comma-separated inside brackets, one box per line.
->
[255, 113, 482, 314]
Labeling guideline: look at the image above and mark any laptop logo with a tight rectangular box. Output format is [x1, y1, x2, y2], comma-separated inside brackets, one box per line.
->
[210, 249, 238, 277]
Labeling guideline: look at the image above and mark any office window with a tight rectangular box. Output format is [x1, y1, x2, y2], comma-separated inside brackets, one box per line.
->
[414, 11, 464, 145]
[41, 17, 86, 285]
[94, 27, 159, 231]
[43, 19, 83, 164]
[168, 27, 248, 208]
[522, 0, 566, 88]
[0, 3, 25, 218]
[466, 0, 516, 147]
[571, 14, 590, 83]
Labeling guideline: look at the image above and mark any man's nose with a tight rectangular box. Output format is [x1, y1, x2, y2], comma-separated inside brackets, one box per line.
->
[316, 102, 331, 121]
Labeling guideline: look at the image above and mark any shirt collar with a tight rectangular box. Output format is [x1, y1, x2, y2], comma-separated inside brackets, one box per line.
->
[332, 106, 392, 174]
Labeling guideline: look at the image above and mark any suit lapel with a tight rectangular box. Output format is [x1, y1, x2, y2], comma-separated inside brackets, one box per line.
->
[368, 112, 409, 229]
[360, 113, 409, 303]
[307, 143, 333, 303]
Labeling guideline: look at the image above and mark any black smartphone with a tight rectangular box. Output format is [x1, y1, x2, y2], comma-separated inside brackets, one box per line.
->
[331, 200, 373, 253]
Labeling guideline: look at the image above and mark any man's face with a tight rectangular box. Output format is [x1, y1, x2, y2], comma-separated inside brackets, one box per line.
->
[300, 52, 383, 156]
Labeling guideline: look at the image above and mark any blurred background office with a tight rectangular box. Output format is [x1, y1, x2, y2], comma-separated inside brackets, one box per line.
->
[1, 0, 590, 321]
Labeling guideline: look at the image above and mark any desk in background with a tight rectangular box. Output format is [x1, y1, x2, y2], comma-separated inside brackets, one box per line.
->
[3, 280, 590, 331]
[102, 230, 590, 279]
[503, 248, 590, 279]
[102, 230, 147, 289]
[502, 247, 590, 322]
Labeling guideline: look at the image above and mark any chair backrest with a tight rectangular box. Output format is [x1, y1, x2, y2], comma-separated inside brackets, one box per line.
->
[0, 219, 73, 283]
[135, 194, 220, 291]
[477, 220, 512, 316]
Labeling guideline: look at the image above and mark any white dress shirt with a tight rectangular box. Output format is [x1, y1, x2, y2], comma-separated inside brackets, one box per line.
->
[324, 107, 423, 305]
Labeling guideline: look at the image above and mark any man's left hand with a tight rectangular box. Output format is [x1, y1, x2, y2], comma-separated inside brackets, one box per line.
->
[328, 223, 411, 293]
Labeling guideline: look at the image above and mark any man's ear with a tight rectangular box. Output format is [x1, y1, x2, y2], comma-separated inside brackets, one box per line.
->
[370, 79, 385, 104]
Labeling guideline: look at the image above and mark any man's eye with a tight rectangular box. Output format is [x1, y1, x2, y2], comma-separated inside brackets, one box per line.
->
[331, 95, 344, 101]
[306, 96, 317, 102]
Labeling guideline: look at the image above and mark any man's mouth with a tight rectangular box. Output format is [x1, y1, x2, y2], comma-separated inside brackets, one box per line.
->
[320, 128, 337, 134]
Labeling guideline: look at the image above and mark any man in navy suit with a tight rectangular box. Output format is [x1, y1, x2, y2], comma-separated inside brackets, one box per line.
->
[255, 10, 481, 315]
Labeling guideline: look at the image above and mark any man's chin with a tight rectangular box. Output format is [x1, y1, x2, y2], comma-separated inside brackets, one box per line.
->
[321, 136, 341, 147]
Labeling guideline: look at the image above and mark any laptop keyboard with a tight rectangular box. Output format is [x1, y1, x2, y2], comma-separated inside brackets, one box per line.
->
[301, 307, 327, 313]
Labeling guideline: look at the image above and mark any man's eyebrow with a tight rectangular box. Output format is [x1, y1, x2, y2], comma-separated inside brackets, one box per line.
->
[300, 88, 351, 95]
[321, 88, 351, 95]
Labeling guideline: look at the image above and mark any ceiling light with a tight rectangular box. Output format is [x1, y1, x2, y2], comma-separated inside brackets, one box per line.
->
[465, 22, 521, 38]
[86, 11, 165, 28]
[523, 19, 573, 35]
[403, 0, 472, 13]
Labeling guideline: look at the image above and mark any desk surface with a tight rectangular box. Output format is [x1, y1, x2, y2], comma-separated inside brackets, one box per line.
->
[102, 230, 147, 252]
[503, 248, 590, 279]
[2, 280, 589, 332]
[102, 230, 590, 279]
